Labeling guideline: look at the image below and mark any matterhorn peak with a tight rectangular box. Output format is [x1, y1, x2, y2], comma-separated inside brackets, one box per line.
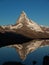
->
[20, 11, 27, 17]
[16, 11, 29, 24]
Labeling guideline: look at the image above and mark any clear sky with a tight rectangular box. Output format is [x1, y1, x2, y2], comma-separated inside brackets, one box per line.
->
[0, 0, 49, 26]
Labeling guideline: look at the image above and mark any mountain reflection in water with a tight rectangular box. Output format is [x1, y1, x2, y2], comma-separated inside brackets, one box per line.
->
[9, 39, 49, 60]
[0, 40, 49, 65]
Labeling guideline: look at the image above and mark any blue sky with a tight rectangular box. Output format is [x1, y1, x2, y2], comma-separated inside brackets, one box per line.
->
[0, 0, 49, 26]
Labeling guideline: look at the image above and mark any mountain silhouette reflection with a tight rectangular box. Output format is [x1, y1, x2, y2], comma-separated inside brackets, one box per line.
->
[0, 32, 32, 47]
[3, 61, 25, 65]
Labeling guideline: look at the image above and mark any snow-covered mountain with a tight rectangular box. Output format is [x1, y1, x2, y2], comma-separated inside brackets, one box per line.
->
[0, 11, 49, 38]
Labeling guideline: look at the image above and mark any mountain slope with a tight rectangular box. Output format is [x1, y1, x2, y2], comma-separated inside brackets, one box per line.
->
[0, 11, 49, 38]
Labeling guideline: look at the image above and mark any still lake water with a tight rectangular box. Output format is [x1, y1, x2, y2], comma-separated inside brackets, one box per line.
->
[0, 46, 49, 65]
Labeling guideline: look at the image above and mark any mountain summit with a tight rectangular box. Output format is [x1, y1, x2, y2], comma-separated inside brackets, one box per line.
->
[16, 11, 30, 24]
[16, 11, 43, 32]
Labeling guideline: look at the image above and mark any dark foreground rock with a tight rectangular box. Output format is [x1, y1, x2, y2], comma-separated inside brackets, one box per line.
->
[43, 56, 49, 65]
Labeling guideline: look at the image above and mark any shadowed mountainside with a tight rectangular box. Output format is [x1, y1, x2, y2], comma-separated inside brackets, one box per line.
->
[0, 31, 49, 48]
[0, 32, 32, 47]
[3, 61, 25, 65]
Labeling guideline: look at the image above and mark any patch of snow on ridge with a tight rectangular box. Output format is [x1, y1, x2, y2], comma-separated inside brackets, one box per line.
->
[27, 20, 43, 32]
[10, 23, 23, 29]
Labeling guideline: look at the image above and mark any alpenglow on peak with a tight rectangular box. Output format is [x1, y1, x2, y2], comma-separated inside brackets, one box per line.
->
[16, 11, 43, 32]
[21, 11, 27, 17]
[16, 11, 29, 24]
